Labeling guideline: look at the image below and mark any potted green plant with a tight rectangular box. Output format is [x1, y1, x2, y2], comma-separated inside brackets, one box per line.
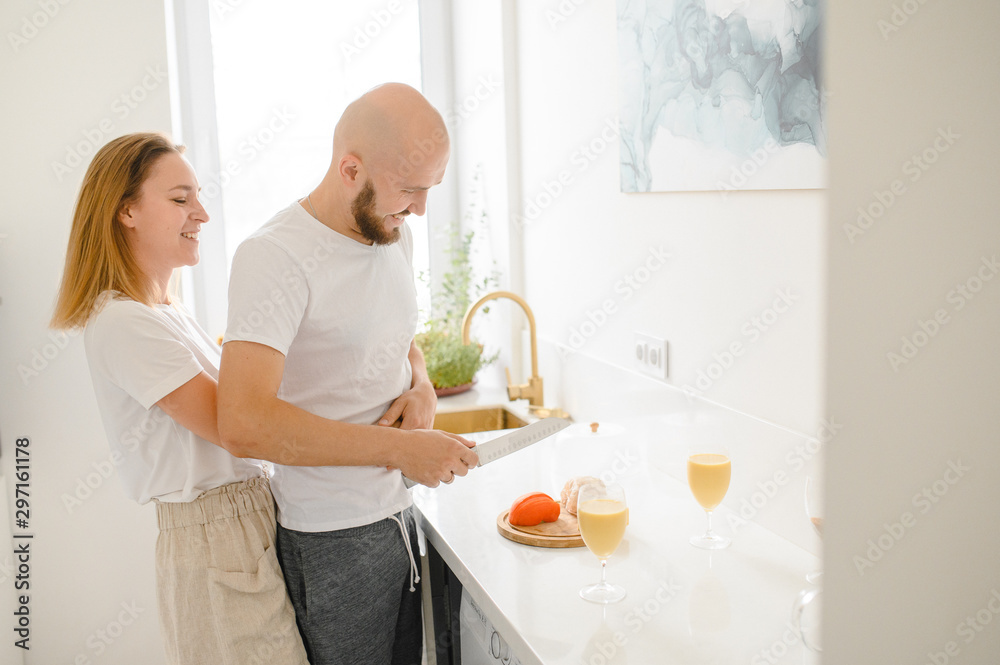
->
[417, 172, 499, 395]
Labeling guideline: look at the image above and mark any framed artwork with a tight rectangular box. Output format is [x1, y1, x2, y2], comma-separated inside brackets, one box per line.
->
[618, 0, 826, 192]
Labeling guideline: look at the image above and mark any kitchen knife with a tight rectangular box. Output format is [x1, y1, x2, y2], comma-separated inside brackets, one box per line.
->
[403, 417, 571, 488]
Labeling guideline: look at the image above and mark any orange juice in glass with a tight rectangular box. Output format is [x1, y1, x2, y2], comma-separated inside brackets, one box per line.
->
[687, 449, 731, 549]
[577, 483, 628, 603]
[579, 498, 628, 559]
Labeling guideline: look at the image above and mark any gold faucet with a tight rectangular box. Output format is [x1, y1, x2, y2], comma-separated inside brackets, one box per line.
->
[462, 290, 569, 418]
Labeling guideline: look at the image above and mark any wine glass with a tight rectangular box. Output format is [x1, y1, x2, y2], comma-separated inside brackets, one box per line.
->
[804, 475, 823, 584]
[792, 586, 823, 652]
[577, 482, 628, 604]
[687, 446, 732, 549]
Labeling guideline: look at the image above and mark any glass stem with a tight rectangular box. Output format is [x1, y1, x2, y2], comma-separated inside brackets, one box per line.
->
[705, 510, 715, 537]
[600, 558, 608, 586]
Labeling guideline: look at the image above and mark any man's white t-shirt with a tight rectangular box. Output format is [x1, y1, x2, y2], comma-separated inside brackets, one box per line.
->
[224, 202, 417, 532]
[85, 293, 262, 504]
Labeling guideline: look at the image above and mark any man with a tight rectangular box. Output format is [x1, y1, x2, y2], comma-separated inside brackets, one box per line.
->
[218, 83, 478, 664]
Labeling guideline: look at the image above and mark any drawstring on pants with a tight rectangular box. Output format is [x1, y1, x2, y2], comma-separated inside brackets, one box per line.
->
[389, 513, 420, 592]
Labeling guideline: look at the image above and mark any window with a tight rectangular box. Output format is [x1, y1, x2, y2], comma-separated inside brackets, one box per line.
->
[171, 0, 430, 337]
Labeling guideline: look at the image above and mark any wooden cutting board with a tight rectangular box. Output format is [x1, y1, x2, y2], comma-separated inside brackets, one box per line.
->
[496, 508, 585, 548]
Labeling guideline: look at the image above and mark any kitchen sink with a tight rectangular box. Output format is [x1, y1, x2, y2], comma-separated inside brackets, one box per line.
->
[432, 406, 528, 435]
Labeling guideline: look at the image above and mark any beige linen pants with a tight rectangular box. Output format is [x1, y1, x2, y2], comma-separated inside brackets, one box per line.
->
[154, 476, 308, 665]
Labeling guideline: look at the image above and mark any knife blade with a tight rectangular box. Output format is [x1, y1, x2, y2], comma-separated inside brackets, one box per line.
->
[403, 417, 571, 488]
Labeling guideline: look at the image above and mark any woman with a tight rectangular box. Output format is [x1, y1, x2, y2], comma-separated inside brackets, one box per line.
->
[51, 133, 308, 665]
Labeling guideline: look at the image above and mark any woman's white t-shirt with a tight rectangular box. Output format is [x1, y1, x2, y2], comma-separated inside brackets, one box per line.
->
[84, 293, 261, 503]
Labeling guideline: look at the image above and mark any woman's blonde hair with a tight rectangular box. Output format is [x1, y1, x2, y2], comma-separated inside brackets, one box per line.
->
[50, 132, 184, 330]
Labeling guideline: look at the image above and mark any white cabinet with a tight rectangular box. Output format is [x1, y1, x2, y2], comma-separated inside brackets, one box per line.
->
[459, 589, 523, 665]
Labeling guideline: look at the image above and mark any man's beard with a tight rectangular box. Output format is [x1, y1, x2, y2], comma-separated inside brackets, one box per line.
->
[351, 179, 402, 246]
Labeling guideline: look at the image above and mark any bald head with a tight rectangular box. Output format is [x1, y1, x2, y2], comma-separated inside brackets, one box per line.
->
[333, 83, 449, 179]
[309, 83, 450, 245]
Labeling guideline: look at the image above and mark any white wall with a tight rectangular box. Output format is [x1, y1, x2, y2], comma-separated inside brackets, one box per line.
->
[441, 1, 827, 551]
[824, 1, 1000, 662]
[0, 1, 171, 662]
[443, 1, 826, 438]
[510, 0, 826, 438]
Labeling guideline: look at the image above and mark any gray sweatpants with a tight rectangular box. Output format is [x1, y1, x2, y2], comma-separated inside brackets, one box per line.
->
[277, 507, 423, 665]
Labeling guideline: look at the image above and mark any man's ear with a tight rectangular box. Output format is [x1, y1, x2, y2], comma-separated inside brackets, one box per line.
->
[339, 154, 364, 186]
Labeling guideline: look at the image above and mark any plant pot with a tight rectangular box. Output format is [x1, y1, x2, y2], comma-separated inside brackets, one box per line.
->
[434, 381, 475, 397]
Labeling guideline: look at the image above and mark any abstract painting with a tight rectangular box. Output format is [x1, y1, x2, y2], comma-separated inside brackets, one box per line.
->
[617, 0, 826, 192]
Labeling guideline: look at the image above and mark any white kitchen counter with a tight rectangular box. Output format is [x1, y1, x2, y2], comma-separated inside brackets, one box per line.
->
[414, 389, 822, 665]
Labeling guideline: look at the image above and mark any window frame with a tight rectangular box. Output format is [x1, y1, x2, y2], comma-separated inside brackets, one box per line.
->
[166, 0, 458, 337]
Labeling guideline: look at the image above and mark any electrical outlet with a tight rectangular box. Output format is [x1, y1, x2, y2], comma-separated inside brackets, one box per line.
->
[634, 332, 668, 380]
